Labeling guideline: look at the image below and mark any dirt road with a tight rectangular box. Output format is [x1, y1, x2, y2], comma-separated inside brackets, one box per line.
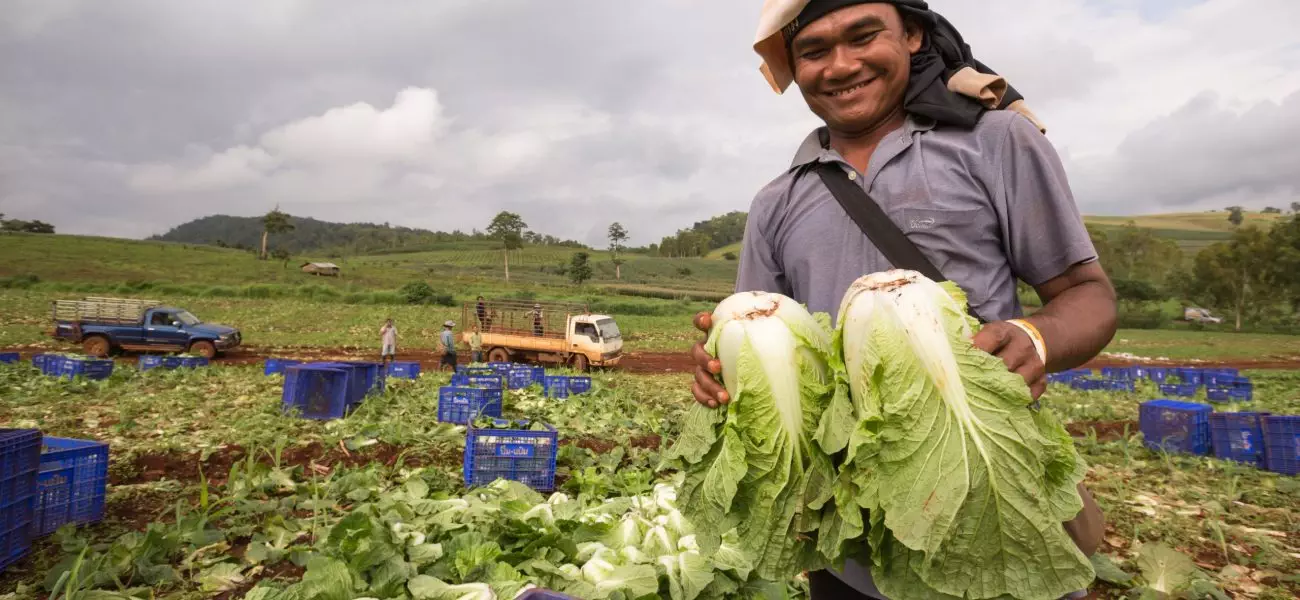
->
[4, 344, 1300, 374]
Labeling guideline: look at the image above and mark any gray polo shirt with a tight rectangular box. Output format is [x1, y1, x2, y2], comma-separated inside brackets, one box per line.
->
[737, 110, 1096, 325]
[735, 111, 1096, 597]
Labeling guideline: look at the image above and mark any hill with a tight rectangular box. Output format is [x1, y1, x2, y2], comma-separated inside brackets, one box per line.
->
[151, 215, 585, 256]
[1084, 211, 1287, 253]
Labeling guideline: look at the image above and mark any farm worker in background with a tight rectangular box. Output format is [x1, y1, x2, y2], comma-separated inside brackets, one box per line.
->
[689, 1, 1116, 598]
[530, 304, 544, 337]
[379, 318, 398, 366]
[439, 320, 457, 371]
[476, 296, 488, 329]
[469, 325, 484, 363]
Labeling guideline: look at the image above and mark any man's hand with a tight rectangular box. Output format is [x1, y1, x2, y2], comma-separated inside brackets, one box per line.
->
[690, 312, 729, 408]
[972, 321, 1047, 400]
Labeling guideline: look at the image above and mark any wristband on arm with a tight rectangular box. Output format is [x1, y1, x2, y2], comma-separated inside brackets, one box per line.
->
[1006, 318, 1047, 366]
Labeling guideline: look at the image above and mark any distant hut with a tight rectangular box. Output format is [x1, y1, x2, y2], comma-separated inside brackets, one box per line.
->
[300, 262, 340, 277]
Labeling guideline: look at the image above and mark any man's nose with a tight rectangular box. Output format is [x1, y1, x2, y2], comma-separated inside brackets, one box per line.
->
[825, 46, 862, 81]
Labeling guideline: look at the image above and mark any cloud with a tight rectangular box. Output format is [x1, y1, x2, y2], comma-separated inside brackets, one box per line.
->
[2, 0, 1299, 246]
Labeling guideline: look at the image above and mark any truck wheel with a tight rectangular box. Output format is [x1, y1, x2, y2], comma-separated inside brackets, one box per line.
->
[571, 354, 590, 373]
[82, 336, 111, 358]
[487, 347, 510, 363]
[190, 341, 217, 359]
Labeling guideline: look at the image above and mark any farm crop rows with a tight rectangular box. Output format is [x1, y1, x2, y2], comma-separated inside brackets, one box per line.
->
[1, 361, 1298, 599]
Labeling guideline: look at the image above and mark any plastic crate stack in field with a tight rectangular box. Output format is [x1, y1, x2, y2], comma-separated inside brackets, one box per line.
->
[464, 419, 557, 492]
[281, 365, 353, 420]
[1047, 368, 1091, 385]
[1262, 416, 1300, 475]
[0, 429, 41, 572]
[437, 387, 504, 425]
[0, 353, 18, 364]
[1140, 400, 1212, 455]
[1209, 412, 1269, 467]
[31, 437, 109, 537]
[387, 361, 421, 379]
[33, 355, 113, 380]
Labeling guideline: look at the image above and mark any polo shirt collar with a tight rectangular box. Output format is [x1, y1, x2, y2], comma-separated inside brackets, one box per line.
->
[789, 115, 936, 170]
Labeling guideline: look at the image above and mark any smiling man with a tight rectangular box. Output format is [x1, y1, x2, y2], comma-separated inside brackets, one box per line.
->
[688, 0, 1117, 598]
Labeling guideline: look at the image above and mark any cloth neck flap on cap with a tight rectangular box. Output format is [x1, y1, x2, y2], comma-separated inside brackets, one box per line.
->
[758, 0, 1046, 132]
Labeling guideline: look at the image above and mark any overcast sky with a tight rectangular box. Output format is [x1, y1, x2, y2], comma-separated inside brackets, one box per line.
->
[2, 0, 1299, 247]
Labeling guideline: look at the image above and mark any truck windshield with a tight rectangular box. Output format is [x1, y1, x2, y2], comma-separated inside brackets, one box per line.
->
[596, 318, 620, 341]
[175, 311, 201, 326]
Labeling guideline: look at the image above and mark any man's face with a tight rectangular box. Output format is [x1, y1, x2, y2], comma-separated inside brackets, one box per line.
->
[790, 3, 922, 134]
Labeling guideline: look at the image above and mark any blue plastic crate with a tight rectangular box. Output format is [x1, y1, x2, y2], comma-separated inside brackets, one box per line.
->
[387, 361, 421, 379]
[1210, 412, 1268, 467]
[337, 361, 385, 397]
[542, 375, 570, 398]
[487, 362, 514, 374]
[1206, 387, 1231, 402]
[567, 376, 592, 395]
[437, 386, 504, 425]
[0, 429, 41, 572]
[1140, 400, 1212, 455]
[312, 362, 383, 407]
[456, 366, 499, 376]
[264, 358, 303, 376]
[1158, 383, 1198, 398]
[58, 358, 114, 380]
[0, 352, 17, 364]
[507, 368, 537, 389]
[1228, 386, 1253, 401]
[181, 357, 209, 368]
[138, 355, 163, 371]
[464, 420, 557, 492]
[1106, 379, 1135, 393]
[282, 366, 352, 420]
[1101, 367, 1134, 380]
[32, 466, 74, 537]
[1261, 416, 1300, 476]
[1175, 368, 1203, 386]
[451, 374, 505, 389]
[36, 438, 109, 532]
[1146, 367, 1168, 382]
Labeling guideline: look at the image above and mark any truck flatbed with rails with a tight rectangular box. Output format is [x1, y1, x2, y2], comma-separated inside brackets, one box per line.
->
[460, 299, 622, 371]
[51, 297, 242, 358]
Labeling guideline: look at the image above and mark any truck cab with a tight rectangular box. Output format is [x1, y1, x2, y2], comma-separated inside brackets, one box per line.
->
[566, 314, 623, 369]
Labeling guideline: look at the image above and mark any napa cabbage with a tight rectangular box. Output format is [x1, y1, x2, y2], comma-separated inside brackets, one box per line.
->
[821, 270, 1095, 600]
[664, 291, 843, 581]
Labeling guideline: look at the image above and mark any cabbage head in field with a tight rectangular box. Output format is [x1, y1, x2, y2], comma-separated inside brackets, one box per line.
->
[819, 270, 1094, 600]
[664, 291, 842, 582]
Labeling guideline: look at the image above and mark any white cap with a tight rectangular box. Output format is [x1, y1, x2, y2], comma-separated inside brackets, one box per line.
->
[754, 0, 813, 94]
[444, 320, 455, 327]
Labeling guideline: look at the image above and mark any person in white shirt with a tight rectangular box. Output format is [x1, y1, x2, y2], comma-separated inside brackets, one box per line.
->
[379, 318, 397, 365]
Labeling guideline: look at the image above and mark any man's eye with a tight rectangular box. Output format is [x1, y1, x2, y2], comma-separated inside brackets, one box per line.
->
[854, 32, 879, 44]
[800, 49, 827, 60]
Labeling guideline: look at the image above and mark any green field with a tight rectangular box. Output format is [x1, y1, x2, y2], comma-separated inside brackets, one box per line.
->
[3, 228, 1300, 599]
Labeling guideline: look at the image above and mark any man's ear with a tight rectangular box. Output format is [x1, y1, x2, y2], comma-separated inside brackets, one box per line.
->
[903, 16, 925, 54]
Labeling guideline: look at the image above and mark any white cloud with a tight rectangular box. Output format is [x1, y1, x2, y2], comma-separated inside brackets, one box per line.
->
[3, 0, 1300, 246]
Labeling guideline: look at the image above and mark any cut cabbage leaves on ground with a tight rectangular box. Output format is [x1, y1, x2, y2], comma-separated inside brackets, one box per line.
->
[823, 270, 1095, 600]
[664, 291, 841, 582]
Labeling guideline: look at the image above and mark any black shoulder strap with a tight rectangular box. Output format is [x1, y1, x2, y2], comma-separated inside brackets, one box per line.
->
[811, 161, 986, 323]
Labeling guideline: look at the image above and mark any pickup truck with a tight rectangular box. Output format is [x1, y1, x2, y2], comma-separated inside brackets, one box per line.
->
[460, 299, 622, 371]
[52, 297, 242, 359]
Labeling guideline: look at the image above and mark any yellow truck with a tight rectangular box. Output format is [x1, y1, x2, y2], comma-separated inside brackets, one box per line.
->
[460, 299, 623, 371]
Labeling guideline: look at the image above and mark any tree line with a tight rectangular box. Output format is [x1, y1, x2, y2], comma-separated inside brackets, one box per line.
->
[0, 213, 55, 234]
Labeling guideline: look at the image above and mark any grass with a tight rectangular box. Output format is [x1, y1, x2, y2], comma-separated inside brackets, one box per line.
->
[0, 361, 1295, 598]
[1104, 329, 1300, 361]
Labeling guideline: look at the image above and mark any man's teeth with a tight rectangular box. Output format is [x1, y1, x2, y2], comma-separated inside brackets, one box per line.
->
[831, 82, 870, 96]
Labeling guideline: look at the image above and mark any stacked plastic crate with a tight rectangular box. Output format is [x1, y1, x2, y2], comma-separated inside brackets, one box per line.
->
[0, 429, 41, 572]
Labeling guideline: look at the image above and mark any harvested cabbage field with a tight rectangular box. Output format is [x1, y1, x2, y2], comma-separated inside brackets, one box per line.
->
[1, 357, 1297, 600]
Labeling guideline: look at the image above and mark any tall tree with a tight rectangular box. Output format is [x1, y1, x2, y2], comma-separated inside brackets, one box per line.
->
[260, 207, 294, 260]
[1225, 206, 1245, 227]
[569, 252, 593, 285]
[486, 211, 527, 281]
[1291, 201, 1300, 214]
[607, 222, 629, 280]
[1187, 226, 1272, 331]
